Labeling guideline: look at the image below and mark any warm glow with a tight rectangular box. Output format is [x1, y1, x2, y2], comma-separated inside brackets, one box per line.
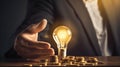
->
[53, 26, 72, 58]
[53, 26, 72, 48]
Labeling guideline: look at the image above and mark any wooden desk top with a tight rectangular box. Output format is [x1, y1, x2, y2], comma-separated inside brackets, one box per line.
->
[0, 56, 120, 66]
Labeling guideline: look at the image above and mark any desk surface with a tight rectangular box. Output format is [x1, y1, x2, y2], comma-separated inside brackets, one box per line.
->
[0, 56, 120, 66]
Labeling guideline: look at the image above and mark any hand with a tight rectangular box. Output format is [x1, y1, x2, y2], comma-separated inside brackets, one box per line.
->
[14, 19, 55, 62]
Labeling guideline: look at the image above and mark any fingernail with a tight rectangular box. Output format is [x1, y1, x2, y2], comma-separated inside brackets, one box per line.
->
[43, 19, 47, 22]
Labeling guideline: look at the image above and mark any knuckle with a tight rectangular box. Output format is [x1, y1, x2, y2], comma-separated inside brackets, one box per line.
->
[44, 42, 51, 48]
[38, 41, 51, 48]
[44, 43, 50, 48]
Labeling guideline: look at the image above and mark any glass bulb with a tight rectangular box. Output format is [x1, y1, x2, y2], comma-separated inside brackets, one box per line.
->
[53, 26, 72, 59]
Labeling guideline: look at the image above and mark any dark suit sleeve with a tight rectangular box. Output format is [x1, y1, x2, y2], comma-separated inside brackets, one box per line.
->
[5, 0, 55, 59]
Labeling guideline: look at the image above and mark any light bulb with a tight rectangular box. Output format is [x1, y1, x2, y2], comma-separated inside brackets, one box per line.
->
[53, 26, 72, 59]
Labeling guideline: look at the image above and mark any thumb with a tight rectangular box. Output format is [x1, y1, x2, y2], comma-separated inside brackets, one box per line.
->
[27, 19, 48, 34]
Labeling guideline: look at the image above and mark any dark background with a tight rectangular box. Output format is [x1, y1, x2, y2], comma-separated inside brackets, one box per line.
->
[0, 0, 27, 58]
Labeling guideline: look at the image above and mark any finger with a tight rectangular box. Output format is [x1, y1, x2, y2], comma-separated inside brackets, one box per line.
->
[15, 38, 55, 61]
[17, 35, 51, 49]
[27, 19, 47, 34]
[16, 44, 54, 59]
[28, 41, 51, 49]
[24, 48, 54, 56]
[15, 40, 54, 55]
[26, 55, 51, 61]
[18, 45, 54, 55]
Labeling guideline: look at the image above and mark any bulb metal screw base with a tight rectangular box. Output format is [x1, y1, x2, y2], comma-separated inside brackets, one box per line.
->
[58, 48, 67, 60]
